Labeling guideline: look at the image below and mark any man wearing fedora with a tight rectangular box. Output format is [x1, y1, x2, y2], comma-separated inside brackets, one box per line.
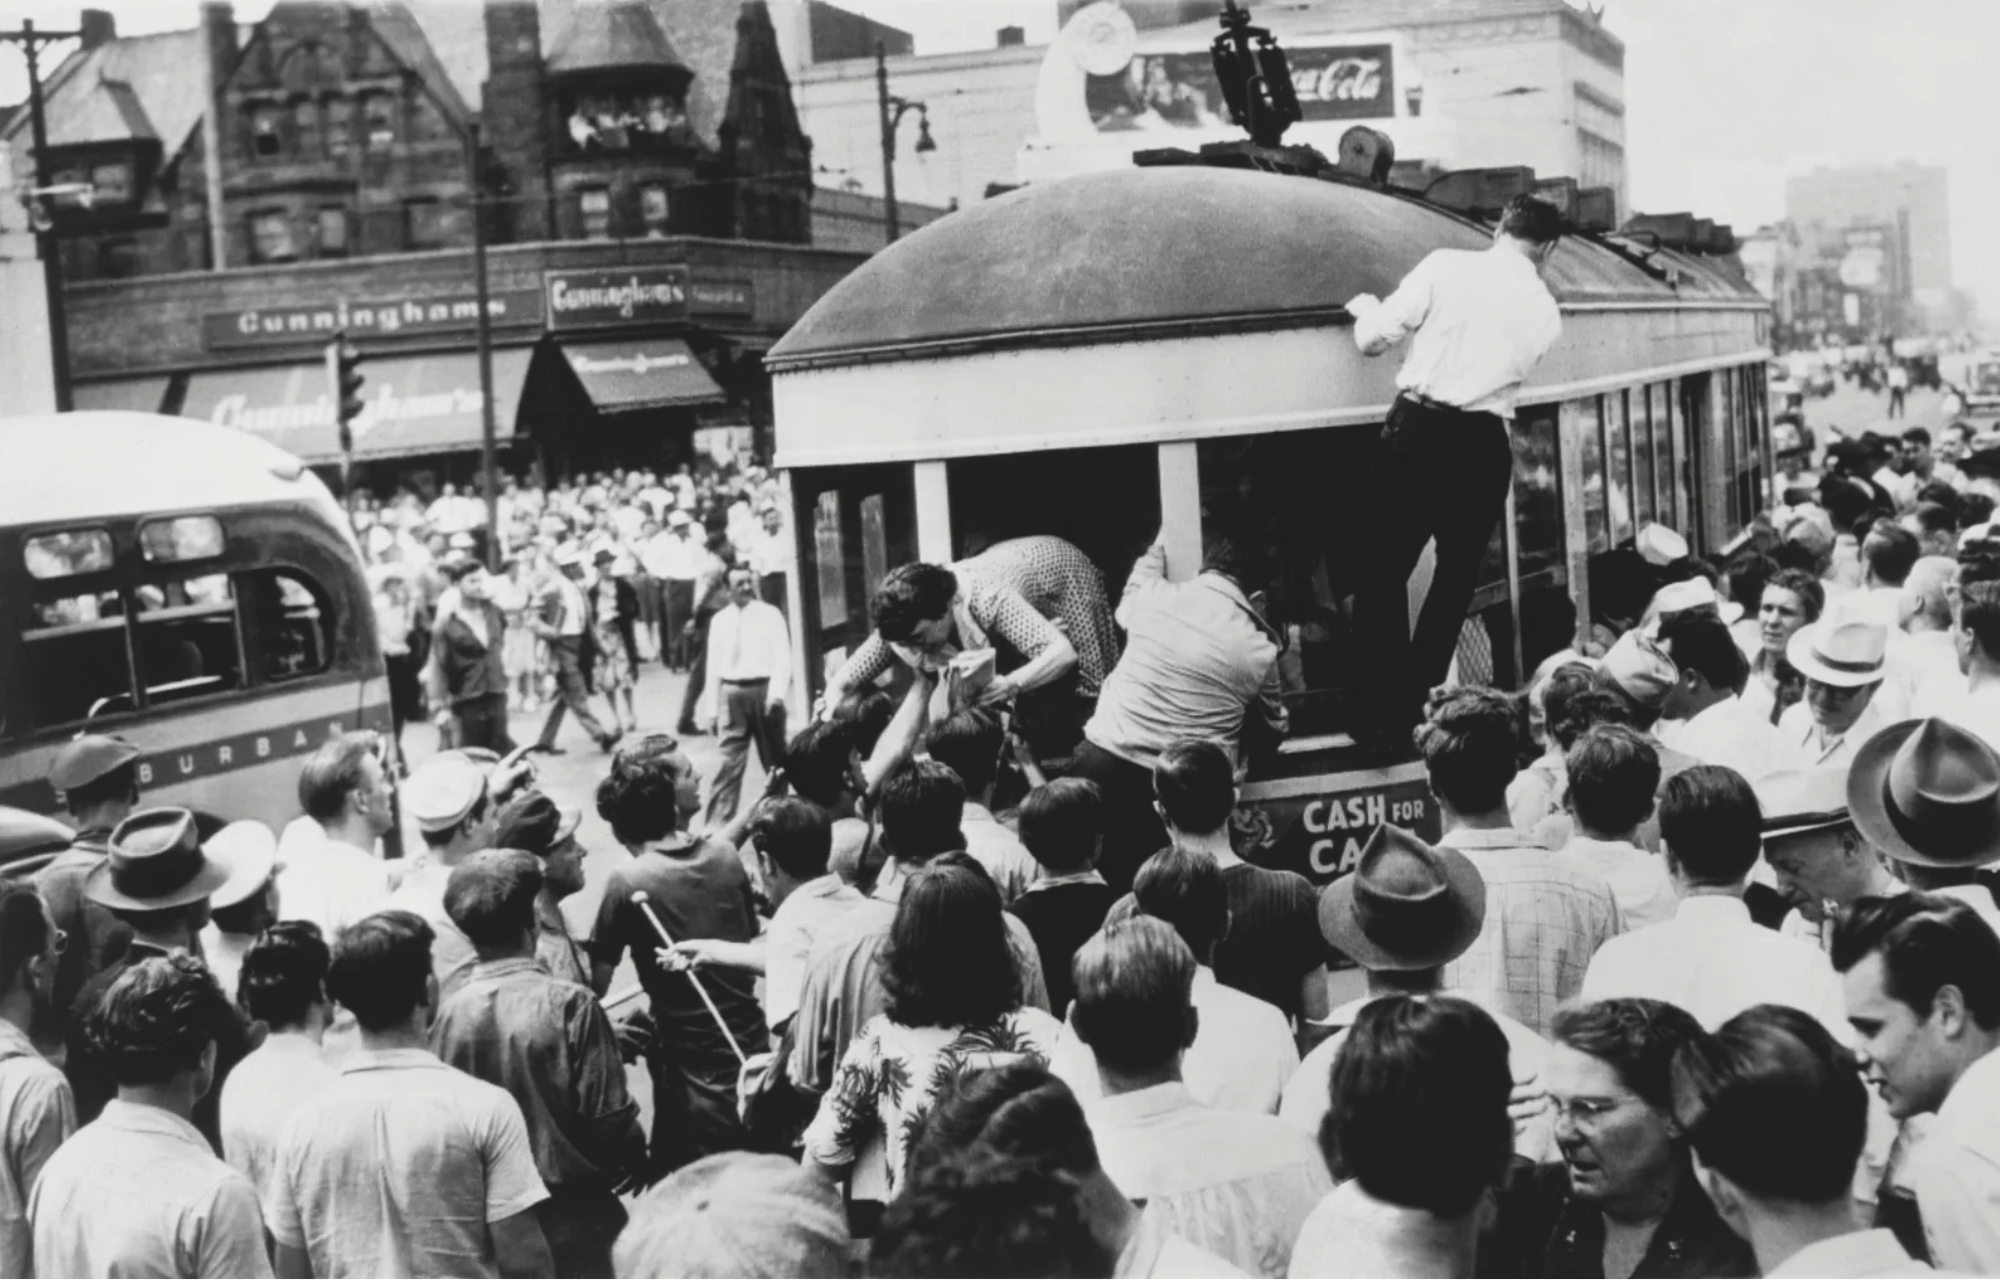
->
[1779, 618, 1891, 769]
[1279, 824, 1555, 1164]
[1848, 717, 2000, 942]
[62, 808, 260, 1144]
[35, 733, 143, 1017]
[1831, 894, 2000, 1275]
[1757, 766, 1906, 953]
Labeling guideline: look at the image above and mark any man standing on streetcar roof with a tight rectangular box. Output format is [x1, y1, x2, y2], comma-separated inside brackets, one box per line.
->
[1346, 192, 1565, 747]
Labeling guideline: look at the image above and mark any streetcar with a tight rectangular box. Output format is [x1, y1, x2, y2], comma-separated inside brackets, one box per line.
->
[766, 137, 1770, 887]
[0, 411, 391, 838]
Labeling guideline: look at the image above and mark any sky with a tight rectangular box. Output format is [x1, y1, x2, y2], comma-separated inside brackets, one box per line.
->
[5, 0, 1998, 313]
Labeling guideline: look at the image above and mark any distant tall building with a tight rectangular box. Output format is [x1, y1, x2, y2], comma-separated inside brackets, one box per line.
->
[1786, 163, 1951, 326]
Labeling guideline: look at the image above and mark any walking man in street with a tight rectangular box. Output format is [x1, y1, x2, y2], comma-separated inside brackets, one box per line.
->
[1347, 193, 1565, 744]
[428, 558, 515, 754]
[702, 567, 791, 829]
[532, 543, 619, 755]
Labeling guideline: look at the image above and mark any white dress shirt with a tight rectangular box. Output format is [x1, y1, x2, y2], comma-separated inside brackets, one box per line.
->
[1914, 1046, 2000, 1274]
[1764, 1228, 1938, 1278]
[198, 925, 255, 1005]
[274, 818, 393, 940]
[746, 525, 790, 578]
[960, 801, 1041, 907]
[1916, 676, 2000, 757]
[1777, 698, 1890, 770]
[1087, 1081, 1333, 1278]
[1581, 895, 1848, 1036]
[1349, 244, 1563, 418]
[1900, 631, 1967, 723]
[1052, 967, 1299, 1115]
[1553, 834, 1678, 930]
[1657, 694, 1792, 782]
[704, 599, 791, 706]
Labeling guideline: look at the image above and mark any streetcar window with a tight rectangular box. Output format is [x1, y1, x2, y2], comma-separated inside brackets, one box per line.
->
[20, 591, 133, 730]
[1631, 389, 1656, 529]
[1606, 391, 1634, 546]
[24, 529, 113, 580]
[1665, 381, 1693, 533]
[1513, 406, 1563, 586]
[135, 574, 244, 707]
[1578, 397, 1608, 552]
[860, 495, 889, 624]
[813, 490, 849, 626]
[138, 515, 225, 564]
[247, 568, 332, 681]
[946, 445, 1160, 602]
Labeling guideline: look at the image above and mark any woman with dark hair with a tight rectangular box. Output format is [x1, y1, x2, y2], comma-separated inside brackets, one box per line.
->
[588, 737, 766, 1177]
[1741, 567, 1824, 727]
[801, 853, 1060, 1199]
[1487, 997, 1756, 1279]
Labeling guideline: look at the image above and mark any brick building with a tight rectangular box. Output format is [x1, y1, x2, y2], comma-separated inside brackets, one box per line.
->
[6, 0, 846, 486]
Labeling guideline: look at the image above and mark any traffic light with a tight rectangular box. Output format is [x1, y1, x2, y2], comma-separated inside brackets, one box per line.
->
[325, 333, 365, 453]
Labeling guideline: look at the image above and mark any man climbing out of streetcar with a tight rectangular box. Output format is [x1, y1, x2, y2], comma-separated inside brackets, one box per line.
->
[814, 535, 1118, 758]
[1346, 193, 1566, 748]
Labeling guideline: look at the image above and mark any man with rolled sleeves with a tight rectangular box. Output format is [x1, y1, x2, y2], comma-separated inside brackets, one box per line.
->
[34, 734, 143, 1019]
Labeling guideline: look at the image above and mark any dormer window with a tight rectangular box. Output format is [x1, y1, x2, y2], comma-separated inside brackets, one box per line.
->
[89, 161, 132, 205]
[251, 104, 284, 158]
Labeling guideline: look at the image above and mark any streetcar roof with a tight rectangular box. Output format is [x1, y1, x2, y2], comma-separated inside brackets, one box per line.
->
[768, 165, 1760, 371]
[0, 411, 341, 529]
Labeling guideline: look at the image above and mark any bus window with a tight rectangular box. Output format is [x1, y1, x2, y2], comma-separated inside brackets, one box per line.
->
[138, 515, 225, 564]
[813, 490, 849, 627]
[246, 569, 332, 680]
[1197, 427, 1376, 735]
[24, 529, 113, 580]
[1606, 391, 1633, 546]
[1631, 389, 1657, 529]
[21, 592, 133, 728]
[135, 573, 243, 706]
[1579, 397, 1608, 551]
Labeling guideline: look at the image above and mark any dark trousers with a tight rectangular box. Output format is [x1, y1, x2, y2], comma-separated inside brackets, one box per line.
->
[1353, 395, 1513, 733]
[648, 1051, 751, 1178]
[538, 636, 613, 748]
[540, 1188, 628, 1279]
[677, 614, 716, 733]
[664, 578, 696, 669]
[706, 680, 788, 827]
[1888, 387, 1907, 417]
[453, 693, 515, 754]
[1071, 739, 1167, 897]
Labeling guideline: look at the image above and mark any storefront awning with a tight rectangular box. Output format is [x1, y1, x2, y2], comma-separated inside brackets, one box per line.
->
[560, 338, 726, 412]
[73, 375, 172, 414]
[179, 348, 535, 462]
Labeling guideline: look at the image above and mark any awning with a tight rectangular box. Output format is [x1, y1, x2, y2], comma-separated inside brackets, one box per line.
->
[560, 338, 726, 412]
[179, 348, 535, 462]
[73, 375, 171, 414]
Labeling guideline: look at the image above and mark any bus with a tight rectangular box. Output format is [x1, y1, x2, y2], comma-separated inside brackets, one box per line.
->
[765, 160, 1771, 886]
[0, 411, 391, 840]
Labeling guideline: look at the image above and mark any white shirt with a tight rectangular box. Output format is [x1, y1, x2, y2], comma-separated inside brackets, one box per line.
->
[1778, 697, 1890, 770]
[1288, 1180, 1472, 1280]
[0, 1022, 72, 1280]
[267, 1047, 549, 1279]
[638, 530, 679, 580]
[1554, 834, 1678, 930]
[1087, 1081, 1333, 1278]
[1052, 967, 1299, 1116]
[1765, 1228, 1938, 1278]
[1281, 993, 1554, 1166]
[219, 1032, 340, 1223]
[1657, 694, 1792, 782]
[657, 530, 705, 581]
[1915, 1047, 2000, 1274]
[745, 525, 790, 578]
[1581, 895, 1849, 1036]
[1349, 244, 1563, 419]
[546, 575, 589, 637]
[960, 801, 1041, 908]
[275, 818, 393, 940]
[703, 598, 791, 706]
[1902, 632, 1968, 723]
[763, 874, 865, 1030]
[198, 925, 255, 1005]
[1918, 676, 2000, 757]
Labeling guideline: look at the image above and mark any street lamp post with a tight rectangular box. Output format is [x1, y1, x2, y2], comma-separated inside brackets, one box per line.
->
[874, 39, 935, 244]
[466, 120, 500, 571]
[3, 18, 83, 412]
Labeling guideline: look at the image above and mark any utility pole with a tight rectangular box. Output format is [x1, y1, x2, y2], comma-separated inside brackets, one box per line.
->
[468, 120, 500, 571]
[873, 42, 934, 246]
[2, 19, 82, 412]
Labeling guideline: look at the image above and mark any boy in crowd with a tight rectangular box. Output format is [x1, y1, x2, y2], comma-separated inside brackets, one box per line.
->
[1008, 778, 1114, 1019]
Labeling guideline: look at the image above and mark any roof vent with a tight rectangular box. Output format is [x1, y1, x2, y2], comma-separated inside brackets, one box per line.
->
[1574, 188, 1616, 233]
[1422, 166, 1536, 218]
[1621, 211, 1697, 251]
[1532, 176, 1578, 220]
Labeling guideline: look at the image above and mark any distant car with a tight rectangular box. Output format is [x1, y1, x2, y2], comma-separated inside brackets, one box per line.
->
[0, 806, 74, 883]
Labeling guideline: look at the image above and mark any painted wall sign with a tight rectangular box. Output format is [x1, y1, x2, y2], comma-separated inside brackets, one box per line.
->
[204, 290, 544, 349]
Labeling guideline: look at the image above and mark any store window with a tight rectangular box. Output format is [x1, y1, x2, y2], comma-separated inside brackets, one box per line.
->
[318, 206, 349, 257]
[640, 183, 670, 237]
[579, 186, 612, 239]
[135, 574, 243, 707]
[248, 209, 297, 264]
[251, 104, 284, 158]
[403, 198, 448, 250]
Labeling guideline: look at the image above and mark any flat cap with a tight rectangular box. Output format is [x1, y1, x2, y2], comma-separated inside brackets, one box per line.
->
[49, 734, 141, 794]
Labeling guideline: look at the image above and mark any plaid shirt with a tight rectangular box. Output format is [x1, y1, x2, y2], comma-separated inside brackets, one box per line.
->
[1436, 827, 1622, 1038]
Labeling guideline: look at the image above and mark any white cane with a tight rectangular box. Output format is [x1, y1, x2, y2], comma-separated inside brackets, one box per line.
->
[630, 890, 748, 1066]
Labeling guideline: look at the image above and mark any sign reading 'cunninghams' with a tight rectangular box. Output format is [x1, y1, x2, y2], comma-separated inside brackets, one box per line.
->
[546, 265, 692, 329]
[203, 290, 544, 350]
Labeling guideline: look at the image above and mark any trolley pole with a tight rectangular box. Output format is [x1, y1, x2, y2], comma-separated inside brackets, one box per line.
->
[3, 19, 82, 412]
[468, 120, 500, 571]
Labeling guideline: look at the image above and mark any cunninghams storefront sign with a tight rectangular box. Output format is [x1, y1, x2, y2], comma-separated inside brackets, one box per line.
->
[203, 290, 545, 350]
[545, 266, 692, 329]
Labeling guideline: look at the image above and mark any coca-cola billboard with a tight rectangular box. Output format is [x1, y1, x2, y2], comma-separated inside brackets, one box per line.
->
[1085, 41, 1395, 131]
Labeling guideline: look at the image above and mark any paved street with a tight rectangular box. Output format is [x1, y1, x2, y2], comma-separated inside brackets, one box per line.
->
[1802, 378, 1947, 442]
